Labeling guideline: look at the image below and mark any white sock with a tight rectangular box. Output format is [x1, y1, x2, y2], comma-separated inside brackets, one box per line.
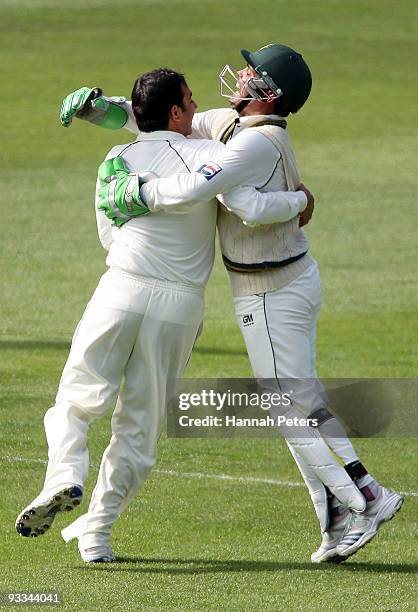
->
[356, 475, 379, 502]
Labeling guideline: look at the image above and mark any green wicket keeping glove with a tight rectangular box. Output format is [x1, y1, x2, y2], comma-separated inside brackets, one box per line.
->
[97, 157, 150, 227]
[60, 86, 128, 129]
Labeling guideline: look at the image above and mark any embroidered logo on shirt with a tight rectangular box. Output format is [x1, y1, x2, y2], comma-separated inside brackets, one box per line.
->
[197, 162, 222, 180]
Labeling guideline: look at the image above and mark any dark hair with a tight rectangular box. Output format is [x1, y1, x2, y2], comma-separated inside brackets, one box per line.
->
[131, 68, 187, 132]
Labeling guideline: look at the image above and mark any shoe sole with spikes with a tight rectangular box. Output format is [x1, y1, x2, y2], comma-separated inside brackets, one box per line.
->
[15, 486, 83, 538]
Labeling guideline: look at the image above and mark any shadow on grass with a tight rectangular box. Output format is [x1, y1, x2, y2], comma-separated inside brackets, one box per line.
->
[77, 556, 418, 575]
[193, 346, 247, 357]
[0, 340, 246, 357]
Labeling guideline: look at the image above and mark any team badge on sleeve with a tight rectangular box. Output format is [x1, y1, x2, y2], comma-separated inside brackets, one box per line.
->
[197, 162, 222, 180]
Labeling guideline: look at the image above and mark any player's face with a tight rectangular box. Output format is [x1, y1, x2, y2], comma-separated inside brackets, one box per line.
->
[179, 84, 197, 135]
[229, 65, 259, 109]
[237, 65, 259, 97]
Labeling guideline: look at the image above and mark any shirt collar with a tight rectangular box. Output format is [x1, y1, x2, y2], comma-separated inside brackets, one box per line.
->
[136, 130, 187, 141]
[238, 114, 285, 127]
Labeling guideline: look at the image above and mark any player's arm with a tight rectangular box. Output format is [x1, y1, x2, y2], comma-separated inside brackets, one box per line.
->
[94, 151, 124, 250]
[139, 130, 308, 223]
[60, 87, 138, 133]
[97, 154, 307, 227]
[97, 157, 150, 226]
[59, 88, 231, 138]
[190, 108, 236, 140]
[95, 174, 113, 250]
[217, 184, 309, 226]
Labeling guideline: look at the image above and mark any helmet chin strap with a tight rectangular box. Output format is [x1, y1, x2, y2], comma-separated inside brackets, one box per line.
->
[233, 98, 251, 114]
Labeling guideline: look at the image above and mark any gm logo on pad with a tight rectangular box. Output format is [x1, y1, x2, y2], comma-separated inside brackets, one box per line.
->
[197, 162, 222, 180]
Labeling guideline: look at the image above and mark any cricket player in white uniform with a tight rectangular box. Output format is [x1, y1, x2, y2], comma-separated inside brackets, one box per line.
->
[16, 68, 320, 563]
[58, 45, 403, 562]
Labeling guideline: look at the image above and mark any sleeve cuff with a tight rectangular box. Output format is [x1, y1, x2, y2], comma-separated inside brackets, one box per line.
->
[139, 183, 154, 211]
[295, 191, 308, 213]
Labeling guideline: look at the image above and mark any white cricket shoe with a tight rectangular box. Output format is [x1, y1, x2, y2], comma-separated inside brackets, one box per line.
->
[79, 545, 116, 563]
[311, 508, 350, 563]
[16, 484, 83, 538]
[336, 487, 404, 558]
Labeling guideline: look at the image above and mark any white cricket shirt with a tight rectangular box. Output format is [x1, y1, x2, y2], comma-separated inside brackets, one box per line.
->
[96, 130, 306, 289]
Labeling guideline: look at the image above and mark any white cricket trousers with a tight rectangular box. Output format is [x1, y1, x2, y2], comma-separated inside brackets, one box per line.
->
[43, 267, 204, 546]
[234, 260, 323, 438]
[234, 261, 322, 382]
[234, 261, 366, 515]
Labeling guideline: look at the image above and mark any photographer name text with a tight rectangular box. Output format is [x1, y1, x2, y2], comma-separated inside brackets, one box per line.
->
[177, 415, 318, 428]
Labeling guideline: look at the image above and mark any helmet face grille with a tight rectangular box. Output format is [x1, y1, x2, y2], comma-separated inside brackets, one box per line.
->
[219, 64, 282, 102]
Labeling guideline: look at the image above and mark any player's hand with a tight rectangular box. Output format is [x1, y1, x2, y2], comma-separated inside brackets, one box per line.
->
[97, 156, 149, 227]
[60, 87, 104, 127]
[298, 183, 314, 227]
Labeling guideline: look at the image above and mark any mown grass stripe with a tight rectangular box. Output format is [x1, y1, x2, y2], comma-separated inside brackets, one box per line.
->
[3, 455, 417, 497]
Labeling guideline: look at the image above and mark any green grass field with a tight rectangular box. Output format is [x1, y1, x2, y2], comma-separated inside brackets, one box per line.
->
[1, 0, 417, 610]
